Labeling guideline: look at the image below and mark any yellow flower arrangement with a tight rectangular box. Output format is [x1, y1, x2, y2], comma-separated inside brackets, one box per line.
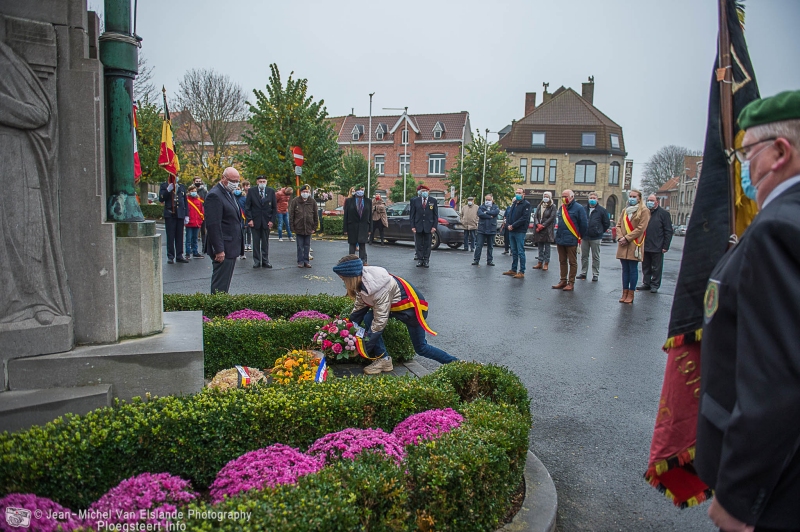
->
[270, 349, 323, 385]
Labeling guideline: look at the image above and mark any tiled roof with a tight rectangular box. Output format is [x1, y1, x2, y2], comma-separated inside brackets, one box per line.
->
[684, 155, 703, 179]
[658, 176, 681, 193]
[327, 112, 470, 144]
[499, 88, 625, 154]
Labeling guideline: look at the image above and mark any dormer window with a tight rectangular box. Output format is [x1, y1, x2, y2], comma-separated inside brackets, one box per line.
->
[432, 121, 445, 139]
[351, 124, 364, 141]
[375, 123, 387, 141]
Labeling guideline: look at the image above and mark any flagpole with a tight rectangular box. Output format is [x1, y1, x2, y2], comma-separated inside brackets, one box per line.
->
[459, 114, 467, 212]
[367, 93, 374, 198]
[717, 0, 736, 243]
[163, 86, 176, 215]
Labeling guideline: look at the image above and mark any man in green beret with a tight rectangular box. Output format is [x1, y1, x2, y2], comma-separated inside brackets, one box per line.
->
[695, 89, 800, 531]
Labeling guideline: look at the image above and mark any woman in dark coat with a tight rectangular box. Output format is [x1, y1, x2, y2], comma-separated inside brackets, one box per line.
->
[343, 185, 372, 264]
[532, 192, 557, 270]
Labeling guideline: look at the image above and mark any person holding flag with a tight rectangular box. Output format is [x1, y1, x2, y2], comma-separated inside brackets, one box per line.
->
[157, 88, 187, 264]
[614, 189, 649, 304]
[333, 255, 458, 375]
[552, 189, 588, 291]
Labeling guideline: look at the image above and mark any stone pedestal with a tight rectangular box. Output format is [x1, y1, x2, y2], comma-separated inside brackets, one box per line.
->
[115, 222, 163, 338]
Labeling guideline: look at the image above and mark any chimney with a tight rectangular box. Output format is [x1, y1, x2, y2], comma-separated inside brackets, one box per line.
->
[524, 92, 537, 116]
[541, 82, 551, 104]
[581, 76, 595, 105]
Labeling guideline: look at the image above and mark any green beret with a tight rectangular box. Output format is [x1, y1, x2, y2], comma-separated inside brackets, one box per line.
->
[739, 90, 800, 130]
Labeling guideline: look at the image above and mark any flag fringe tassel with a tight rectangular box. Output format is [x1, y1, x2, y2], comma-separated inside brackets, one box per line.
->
[662, 329, 703, 350]
[644, 446, 714, 509]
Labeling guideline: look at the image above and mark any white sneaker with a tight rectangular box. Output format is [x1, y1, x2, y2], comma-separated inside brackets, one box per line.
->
[289, 237, 295, 242]
[279, 238, 284, 242]
[240, 254, 247, 260]
[363, 356, 393, 375]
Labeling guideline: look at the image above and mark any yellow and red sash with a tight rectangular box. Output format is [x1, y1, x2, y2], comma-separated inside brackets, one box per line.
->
[189, 198, 204, 221]
[560, 205, 581, 244]
[623, 212, 645, 247]
[391, 275, 436, 335]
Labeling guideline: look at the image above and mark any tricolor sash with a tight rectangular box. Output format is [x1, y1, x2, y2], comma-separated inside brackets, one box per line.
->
[189, 199, 204, 221]
[560, 205, 581, 244]
[623, 212, 645, 247]
[391, 275, 436, 335]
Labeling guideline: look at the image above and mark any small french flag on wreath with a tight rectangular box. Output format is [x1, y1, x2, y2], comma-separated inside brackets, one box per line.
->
[315, 355, 328, 383]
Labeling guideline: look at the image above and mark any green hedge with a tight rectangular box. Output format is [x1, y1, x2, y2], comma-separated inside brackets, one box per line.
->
[164, 293, 415, 375]
[0, 363, 531, 531]
[321, 215, 343, 235]
[141, 203, 163, 220]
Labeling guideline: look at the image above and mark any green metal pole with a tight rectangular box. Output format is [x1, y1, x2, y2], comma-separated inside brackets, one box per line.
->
[100, 0, 143, 222]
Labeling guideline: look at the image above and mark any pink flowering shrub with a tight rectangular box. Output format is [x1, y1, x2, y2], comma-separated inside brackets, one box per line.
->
[289, 310, 331, 322]
[225, 309, 271, 321]
[392, 408, 464, 446]
[202, 315, 211, 323]
[209, 444, 323, 503]
[86, 473, 195, 529]
[0, 494, 84, 532]
[307, 428, 406, 465]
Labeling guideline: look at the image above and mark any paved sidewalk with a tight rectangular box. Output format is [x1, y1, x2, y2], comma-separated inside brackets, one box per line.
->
[330, 359, 430, 378]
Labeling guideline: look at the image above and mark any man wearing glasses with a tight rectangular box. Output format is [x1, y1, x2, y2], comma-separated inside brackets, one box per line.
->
[696, 90, 800, 532]
[204, 167, 244, 294]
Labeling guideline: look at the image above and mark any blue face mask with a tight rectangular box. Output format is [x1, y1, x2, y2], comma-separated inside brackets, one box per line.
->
[421, 191, 429, 199]
[588, 199, 597, 207]
[740, 161, 758, 201]
[646, 201, 655, 209]
[234, 189, 242, 196]
[515, 194, 523, 201]
[355, 190, 364, 197]
[628, 197, 638, 206]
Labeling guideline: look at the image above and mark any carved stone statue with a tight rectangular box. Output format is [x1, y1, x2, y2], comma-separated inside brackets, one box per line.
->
[0, 38, 70, 326]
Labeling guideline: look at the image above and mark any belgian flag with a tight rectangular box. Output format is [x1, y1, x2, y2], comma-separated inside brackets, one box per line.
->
[644, 0, 760, 508]
[158, 87, 180, 177]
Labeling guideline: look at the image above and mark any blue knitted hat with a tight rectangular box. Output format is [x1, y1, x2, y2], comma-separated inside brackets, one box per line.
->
[332, 259, 364, 277]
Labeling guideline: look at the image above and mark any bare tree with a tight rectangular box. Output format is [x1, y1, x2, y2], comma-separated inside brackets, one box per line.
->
[175, 68, 248, 168]
[641, 145, 703, 194]
[134, 54, 158, 104]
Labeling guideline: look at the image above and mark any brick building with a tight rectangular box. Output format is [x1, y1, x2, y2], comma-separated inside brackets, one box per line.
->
[657, 176, 681, 219]
[498, 78, 628, 218]
[327, 111, 472, 202]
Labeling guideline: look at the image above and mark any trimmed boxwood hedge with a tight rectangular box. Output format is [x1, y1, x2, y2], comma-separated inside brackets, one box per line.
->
[321, 215, 343, 235]
[164, 293, 415, 376]
[0, 363, 531, 531]
[141, 203, 164, 220]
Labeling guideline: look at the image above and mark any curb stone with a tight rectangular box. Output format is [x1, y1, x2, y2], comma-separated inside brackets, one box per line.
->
[501, 450, 558, 532]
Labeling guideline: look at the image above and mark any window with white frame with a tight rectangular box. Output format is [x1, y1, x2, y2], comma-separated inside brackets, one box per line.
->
[574, 161, 597, 183]
[399, 155, 410, 176]
[433, 122, 444, 139]
[352, 125, 363, 141]
[609, 162, 620, 185]
[531, 159, 546, 183]
[402, 129, 409, 145]
[549, 159, 557, 183]
[376, 129, 384, 141]
[581, 132, 596, 147]
[531, 132, 546, 146]
[519, 158, 528, 180]
[610, 134, 620, 150]
[375, 155, 385, 176]
[428, 154, 446, 175]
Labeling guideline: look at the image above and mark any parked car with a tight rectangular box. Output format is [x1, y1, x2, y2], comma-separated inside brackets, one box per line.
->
[147, 192, 157, 204]
[383, 202, 464, 249]
[675, 225, 686, 236]
[601, 227, 616, 243]
[494, 209, 536, 247]
[322, 206, 344, 216]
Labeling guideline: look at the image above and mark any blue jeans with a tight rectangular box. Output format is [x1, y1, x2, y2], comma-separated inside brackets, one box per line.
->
[536, 242, 551, 264]
[474, 232, 494, 263]
[277, 213, 292, 239]
[363, 310, 458, 365]
[509, 232, 526, 273]
[620, 259, 638, 290]
[295, 234, 311, 264]
[185, 227, 199, 255]
[463, 229, 476, 250]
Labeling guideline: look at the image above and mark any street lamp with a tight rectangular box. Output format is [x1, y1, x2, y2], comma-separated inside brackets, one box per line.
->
[384, 106, 409, 200]
[458, 114, 469, 212]
[367, 93, 375, 197]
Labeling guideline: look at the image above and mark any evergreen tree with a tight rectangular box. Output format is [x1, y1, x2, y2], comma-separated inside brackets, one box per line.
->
[333, 149, 379, 196]
[445, 132, 518, 208]
[242, 64, 341, 190]
[389, 175, 420, 203]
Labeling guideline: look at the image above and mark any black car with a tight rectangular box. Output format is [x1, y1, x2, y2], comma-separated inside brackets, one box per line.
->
[383, 202, 465, 249]
[494, 209, 536, 247]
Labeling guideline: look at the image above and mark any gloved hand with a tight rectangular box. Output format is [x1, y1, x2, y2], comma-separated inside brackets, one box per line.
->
[167, 183, 174, 192]
[184, 216, 190, 225]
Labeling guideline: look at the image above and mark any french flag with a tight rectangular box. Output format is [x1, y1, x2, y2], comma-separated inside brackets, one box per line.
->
[315, 355, 328, 383]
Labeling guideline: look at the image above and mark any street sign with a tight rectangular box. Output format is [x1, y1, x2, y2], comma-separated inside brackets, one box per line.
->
[295, 165, 302, 176]
[292, 146, 304, 167]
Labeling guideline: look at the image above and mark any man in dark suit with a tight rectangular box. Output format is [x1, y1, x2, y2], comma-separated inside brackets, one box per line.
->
[159, 177, 189, 264]
[695, 90, 800, 532]
[343, 185, 372, 264]
[245, 175, 277, 269]
[409, 184, 438, 268]
[204, 167, 244, 294]
[637, 194, 673, 293]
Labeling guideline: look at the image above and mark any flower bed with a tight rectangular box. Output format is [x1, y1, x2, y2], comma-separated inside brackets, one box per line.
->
[163, 293, 415, 377]
[0, 363, 530, 531]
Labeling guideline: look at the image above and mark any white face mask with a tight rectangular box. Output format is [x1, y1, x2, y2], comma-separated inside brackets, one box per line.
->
[467, 201, 473, 206]
[225, 181, 239, 193]
[543, 197, 551, 203]
[258, 183, 266, 190]
[485, 200, 492, 206]
[301, 192, 310, 199]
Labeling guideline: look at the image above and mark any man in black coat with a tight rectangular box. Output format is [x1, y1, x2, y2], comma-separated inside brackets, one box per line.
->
[342, 185, 372, 263]
[245, 175, 277, 269]
[159, 177, 189, 264]
[637, 194, 673, 293]
[204, 167, 244, 294]
[695, 90, 800, 532]
[409, 184, 438, 268]
[578, 191, 610, 282]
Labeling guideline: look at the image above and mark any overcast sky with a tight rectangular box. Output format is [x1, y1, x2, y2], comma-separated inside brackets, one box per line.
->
[100, 0, 800, 187]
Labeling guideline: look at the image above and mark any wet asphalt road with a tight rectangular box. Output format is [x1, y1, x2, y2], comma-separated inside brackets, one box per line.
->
[163, 232, 712, 531]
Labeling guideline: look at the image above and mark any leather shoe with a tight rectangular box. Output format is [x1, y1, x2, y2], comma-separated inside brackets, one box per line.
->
[167, 259, 174, 264]
[562, 284, 574, 291]
[471, 261, 479, 266]
[636, 285, 651, 291]
[503, 270, 516, 276]
[576, 274, 587, 280]
[487, 262, 495, 266]
[416, 261, 424, 267]
[423, 261, 430, 268]
[543, 263, 549, 271]
[253, 264, 261, 268]
[650, 287, 659, 293]
[176, 257, 189, 263]
[592, 276, 598, 282]
[263, 263, 272, 268]
[552, 281, 567, 289]
[532, 262, 543, 269]
[304, 263, 312, 268]
[513, 272, 524, 279]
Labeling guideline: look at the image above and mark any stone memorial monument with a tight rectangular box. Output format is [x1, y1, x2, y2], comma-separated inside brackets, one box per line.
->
[0, 0, 203, 432]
